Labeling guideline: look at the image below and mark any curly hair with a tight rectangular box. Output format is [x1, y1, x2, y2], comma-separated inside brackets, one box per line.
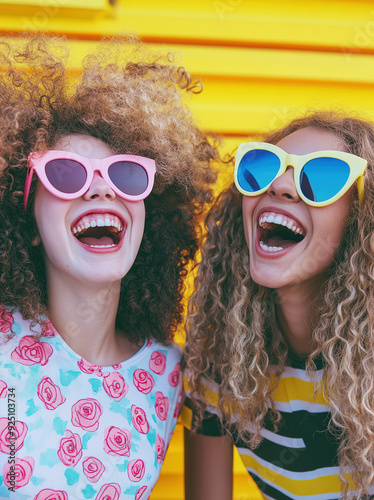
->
[185, 111, 374, 499]
[0, 36, 218, 345]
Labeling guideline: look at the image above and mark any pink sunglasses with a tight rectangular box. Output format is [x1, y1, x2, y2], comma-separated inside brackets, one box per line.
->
[24, 150, 156, 209]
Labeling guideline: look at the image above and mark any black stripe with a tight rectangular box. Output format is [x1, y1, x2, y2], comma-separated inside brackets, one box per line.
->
[285, 350, 325, 371]
[262, 409, 337, 440]
[236, 410, 339, 472]
[184, 397, 225, 436]
[236, 437, 338, 473]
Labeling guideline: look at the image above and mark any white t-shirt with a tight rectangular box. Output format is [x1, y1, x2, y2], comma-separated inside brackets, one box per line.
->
[0, 306, 183, 500]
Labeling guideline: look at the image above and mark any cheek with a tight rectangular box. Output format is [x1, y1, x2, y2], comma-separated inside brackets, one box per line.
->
[33, 184, 69, 253]
[34, 187, 58, 236]
[242, 197, 256, 249]
[310, 196, 352, 266]
[128, 202, 146, 244]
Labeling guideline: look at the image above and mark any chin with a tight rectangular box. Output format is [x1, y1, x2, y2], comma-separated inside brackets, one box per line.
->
[249, 265, 291, 291]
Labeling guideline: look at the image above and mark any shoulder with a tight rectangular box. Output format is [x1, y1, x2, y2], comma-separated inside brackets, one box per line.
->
[0, 305, 36, 336]
[147, 339, 183, 365]
[0, 306, 34, 353]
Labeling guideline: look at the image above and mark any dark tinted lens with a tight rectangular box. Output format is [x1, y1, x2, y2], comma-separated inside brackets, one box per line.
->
[45, 159, 87, 194]
[108, 161, 148, 196]
[300, 158, 350, 202]
[237, 149, 281, 193]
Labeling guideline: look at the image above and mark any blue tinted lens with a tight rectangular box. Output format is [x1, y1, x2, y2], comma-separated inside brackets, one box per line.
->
[237, 149, 281, 193]
[300, 158, 350, 202]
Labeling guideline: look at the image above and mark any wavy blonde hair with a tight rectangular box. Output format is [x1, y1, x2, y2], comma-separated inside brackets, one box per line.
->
[185, 111, 374, 499]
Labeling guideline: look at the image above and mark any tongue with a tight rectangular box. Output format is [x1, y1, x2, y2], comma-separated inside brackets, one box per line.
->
[266, 235, 298, 248]
[80, 236, 115, 246]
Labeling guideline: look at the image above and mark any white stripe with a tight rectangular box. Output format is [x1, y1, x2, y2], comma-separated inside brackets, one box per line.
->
[274, 365, 324, 383]
[259, 428, 306, 449]
[274, 400, 330, 413]
[240, 447, 340, 481]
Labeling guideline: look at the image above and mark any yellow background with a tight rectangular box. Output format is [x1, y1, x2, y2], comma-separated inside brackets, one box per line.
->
[1, 1, 373, 498]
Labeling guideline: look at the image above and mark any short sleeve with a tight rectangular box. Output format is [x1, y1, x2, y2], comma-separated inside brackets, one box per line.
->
[181, 372, 225, 437]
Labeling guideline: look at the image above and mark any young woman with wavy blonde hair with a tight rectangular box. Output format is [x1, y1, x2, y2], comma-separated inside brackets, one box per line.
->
[183, 112, 374, 500]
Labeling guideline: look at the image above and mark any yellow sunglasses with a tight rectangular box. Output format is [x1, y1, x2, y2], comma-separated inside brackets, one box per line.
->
[234, 142, 367, 207]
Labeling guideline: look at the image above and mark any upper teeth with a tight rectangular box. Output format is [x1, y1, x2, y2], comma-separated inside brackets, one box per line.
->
[259, 212, 303, 235]
[72, 214, 123, 235]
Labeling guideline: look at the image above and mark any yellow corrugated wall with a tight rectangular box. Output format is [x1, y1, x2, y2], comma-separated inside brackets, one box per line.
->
[1, 1, 373, 498]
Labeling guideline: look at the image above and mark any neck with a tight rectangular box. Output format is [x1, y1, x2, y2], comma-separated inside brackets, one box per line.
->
[276, 278, 323, 356]
[46, 275, 139, 366]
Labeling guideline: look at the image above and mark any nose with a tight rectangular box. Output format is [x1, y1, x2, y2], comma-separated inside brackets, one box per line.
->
[267, 166, 300, 203]
[83, 172, 116, 201]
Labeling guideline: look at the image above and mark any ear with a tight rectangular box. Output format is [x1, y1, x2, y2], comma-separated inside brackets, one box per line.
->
[31, 235, 41, 247]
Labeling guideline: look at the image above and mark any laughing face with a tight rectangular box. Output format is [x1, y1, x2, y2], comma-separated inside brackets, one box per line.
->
[242, 127, 354, 291]
[33, 134, 146, 286]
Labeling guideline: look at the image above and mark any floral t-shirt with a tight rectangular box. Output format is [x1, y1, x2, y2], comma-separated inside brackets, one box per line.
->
[0, 306, 183, 500]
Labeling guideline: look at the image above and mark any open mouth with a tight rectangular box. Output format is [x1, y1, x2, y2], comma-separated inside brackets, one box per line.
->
[258, 211, 305, 253]
[72, 213, 125, 249]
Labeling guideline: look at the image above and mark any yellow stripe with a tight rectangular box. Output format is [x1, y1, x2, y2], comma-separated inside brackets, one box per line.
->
[240, 453, 354, 496]
[272, 375, 329, 406]
[185, 373, 329, 410]
[1, 0, 374, 51]
[181, 405, 192, 430]
[3, 38, 374, 84]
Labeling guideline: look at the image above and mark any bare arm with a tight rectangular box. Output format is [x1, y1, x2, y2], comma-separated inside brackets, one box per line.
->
[184, 427, 233, 500]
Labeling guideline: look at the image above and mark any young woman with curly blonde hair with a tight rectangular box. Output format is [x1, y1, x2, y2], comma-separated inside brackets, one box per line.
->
[0, 37, 217, 498]
[183, 112, 374, 500]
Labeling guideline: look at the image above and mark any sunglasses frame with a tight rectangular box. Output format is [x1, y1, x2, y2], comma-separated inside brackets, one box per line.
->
[24, 150, 157, 210]
[234, 142, 367, 207]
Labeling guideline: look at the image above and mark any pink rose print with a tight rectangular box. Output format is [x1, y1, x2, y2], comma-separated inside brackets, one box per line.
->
[149, 351, 166, 375]
[133, 369, 154, 395]
[95, 483, 121, 500]
[112, 363, 122, 369]
[41, 319, 56, 337]
[0, 307, 13, 333]
[77, 358, 103, 377]
[102, 372, 129, 401]
[82, 456, 105, 483]
[11, 336, 53, 366]
[37, 377, 66, 410]
[3, 456, 34, 489]
[0, 417, 28, 454]
[57, 430, 82, 467]
[34, 489, 68, 500]
[0, 380, 7, 398]
[131, 405, 149, 434]
[128, 458, 145, 482]
[104, 426, 131, 456]
[71, 398, 102, 432]
[155, 434, 165, 463]
[155, 391, 169, 421]
[168, 362, 181, 387]
[135, 485, 148, 500]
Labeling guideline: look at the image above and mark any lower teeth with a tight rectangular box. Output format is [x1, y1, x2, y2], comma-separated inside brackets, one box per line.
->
[259, 241, 283, 252]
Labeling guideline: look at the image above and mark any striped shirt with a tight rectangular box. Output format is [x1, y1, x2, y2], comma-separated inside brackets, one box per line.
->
[182, 354, 371, 500]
